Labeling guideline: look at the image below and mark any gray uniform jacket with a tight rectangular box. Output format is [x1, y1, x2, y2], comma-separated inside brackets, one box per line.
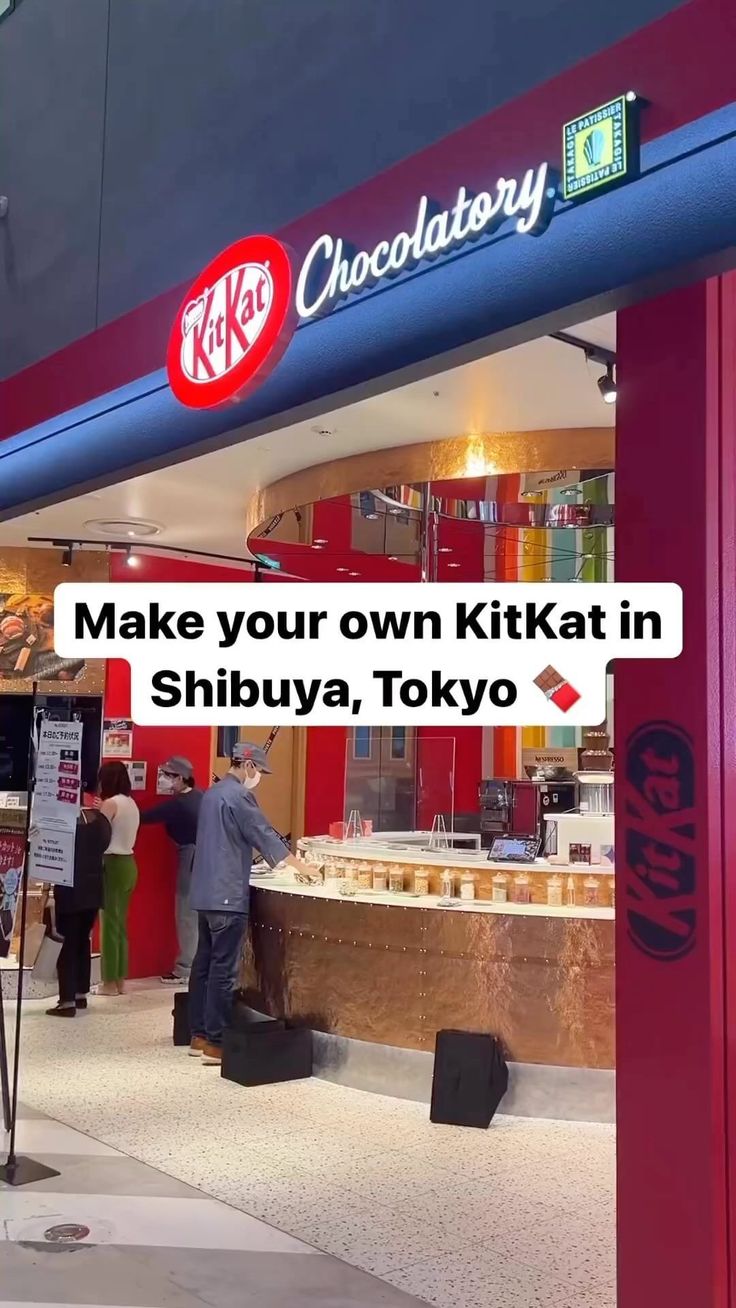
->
[190, 775, 287, 914]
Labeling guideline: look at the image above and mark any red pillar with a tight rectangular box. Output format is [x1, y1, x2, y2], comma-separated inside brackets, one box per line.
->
[616, 277, 736, 1306]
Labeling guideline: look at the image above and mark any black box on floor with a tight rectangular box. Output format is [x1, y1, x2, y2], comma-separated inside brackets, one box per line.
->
[222, 1023, 313, 1087]
[228, 1005, 285, 1035]
[430, 1029, 508, 1129]
[172, 991, 190, 1046]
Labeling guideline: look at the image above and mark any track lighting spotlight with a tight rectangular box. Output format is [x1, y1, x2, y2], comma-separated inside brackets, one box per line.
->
[597, 363, 617, 404]
[61, 545, 73, 567]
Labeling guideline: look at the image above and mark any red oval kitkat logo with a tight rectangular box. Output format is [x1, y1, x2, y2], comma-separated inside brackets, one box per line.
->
[167, 235, 295, 409]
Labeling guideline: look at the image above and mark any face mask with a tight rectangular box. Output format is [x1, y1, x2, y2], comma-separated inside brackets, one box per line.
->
[243, 770, 261, 790]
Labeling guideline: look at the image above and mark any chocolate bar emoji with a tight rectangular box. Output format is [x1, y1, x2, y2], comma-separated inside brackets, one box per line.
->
[533, 665, 581, 713]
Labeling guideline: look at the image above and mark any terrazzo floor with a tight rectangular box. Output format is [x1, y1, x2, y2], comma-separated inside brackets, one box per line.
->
[3, 986, 616, 1308]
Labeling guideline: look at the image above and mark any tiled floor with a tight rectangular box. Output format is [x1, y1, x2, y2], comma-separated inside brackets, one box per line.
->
[1, 1108, 423, 1308]
[2, 987, 616, 1307]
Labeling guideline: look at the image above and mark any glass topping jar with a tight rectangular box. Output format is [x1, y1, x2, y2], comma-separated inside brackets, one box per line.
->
[440, 868, 455, 899]
[547, 874, 563, 907]
[357, 862, 372, 891]
[512, 873, 532, 905]
[372, 864, 388, 893]
[492, 871, 508, 903]
[584, 875, 601, 906]
[460, 872, 476, 901]
[389, 865, 404, 894]
[414, 867, 430, 896]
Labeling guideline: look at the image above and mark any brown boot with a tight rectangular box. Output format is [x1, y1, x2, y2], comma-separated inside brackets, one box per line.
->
[189, 1036, 207, 1058]
[201, 1042, 222, 1066]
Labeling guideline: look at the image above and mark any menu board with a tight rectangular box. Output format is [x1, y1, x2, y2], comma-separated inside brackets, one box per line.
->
[28, 719, 82, 887]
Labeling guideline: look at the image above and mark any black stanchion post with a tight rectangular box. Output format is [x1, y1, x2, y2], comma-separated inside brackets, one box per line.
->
[0, 687, 59, 1186]
[0, 981, 11, 1133]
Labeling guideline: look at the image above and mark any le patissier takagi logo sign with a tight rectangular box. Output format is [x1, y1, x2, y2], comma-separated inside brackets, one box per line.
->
[167, 94, 640, 409]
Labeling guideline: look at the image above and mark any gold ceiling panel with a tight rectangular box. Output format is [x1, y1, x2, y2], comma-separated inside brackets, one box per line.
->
[245, 428, 614, 541]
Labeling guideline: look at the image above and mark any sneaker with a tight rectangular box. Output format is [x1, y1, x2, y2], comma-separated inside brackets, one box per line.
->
[46, 1004, 75, 1018]
[189, 1036, 206, 1058]
[201, 1042, 223, 1066]
[160, 973, 188, 985]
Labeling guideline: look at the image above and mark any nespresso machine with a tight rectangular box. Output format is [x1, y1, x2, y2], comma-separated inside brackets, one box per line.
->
[478, 769, 578, 848]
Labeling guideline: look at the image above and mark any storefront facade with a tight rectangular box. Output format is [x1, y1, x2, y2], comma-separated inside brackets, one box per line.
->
[2, 2, 736, 1302]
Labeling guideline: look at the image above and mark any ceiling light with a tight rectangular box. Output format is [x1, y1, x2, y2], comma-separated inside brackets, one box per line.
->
[438, 547, 452, 553]
[314, 538, 328, 545]
[447, 562, 461, 569]
[85, 518, 161, 538]
[312, 544, 324, 550]
[349, 571, 360, 577]
[336, 567, 349, 573]
[61, 545, 73, 567]
[388, 556, 399, 562]
[597, 364, 617, 404]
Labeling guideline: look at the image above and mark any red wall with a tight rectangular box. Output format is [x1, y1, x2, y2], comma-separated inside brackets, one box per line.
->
[106, 553, 252, 977]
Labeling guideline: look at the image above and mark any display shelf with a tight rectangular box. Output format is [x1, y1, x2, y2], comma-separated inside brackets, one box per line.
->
[298, 836, 614, 875]
[254, 871, 614, 919]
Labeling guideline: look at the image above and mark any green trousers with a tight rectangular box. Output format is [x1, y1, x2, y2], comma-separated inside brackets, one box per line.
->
[101, 854, 138, 983]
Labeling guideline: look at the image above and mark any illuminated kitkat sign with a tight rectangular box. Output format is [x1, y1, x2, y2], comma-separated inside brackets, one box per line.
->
[167, 96, 640, 409]
[166, 235, 295, 409]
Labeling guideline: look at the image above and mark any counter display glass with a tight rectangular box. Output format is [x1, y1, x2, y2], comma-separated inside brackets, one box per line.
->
[342, 732, 456, 840]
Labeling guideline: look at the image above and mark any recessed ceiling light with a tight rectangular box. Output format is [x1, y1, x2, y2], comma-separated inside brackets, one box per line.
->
[85, 518, 161, 538]
[388, 556, 399, 562]
[438, 547, 452, 553]
[349, 571, 360, 577]
[447, 562, 461, 569]
[336, 567, 349, 573]
[313, 538, 328, 544]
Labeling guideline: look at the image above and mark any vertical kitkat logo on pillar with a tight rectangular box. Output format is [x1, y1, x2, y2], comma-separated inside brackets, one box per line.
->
[166, 235, 295, 408]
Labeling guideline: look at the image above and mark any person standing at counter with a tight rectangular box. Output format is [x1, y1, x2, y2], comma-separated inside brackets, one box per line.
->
[188, 741, 301, 1066]
[98, 761, 140, 996]
[140, 756, 202, 986]
[47, 805, 111, 1017]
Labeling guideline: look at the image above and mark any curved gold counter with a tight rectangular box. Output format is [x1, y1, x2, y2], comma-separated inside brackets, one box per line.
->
[243, 848, 615, 1073]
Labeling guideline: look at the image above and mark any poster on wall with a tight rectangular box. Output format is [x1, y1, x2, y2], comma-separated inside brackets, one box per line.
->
[0, 816, 24, 959]
[28, 719, 82, 887]
[102, 718, 134, 758]
[126, 760, 147, 791]
[0, 592, 87, 683]
[0, 547, 107, 696]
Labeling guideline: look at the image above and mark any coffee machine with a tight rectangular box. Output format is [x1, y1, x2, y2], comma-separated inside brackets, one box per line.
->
[478, 779, 537, 847]
[479, 769, 578, 849]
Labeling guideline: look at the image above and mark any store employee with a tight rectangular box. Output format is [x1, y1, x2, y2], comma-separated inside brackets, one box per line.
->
[140, 756, 202, 985]
[188, 741, 302, 1065]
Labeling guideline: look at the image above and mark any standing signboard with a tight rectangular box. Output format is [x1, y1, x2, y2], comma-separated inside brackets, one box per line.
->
[28, 720, 82, 888]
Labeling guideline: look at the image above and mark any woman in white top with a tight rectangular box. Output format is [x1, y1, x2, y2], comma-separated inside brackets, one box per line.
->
[98, 761, 140, 995]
